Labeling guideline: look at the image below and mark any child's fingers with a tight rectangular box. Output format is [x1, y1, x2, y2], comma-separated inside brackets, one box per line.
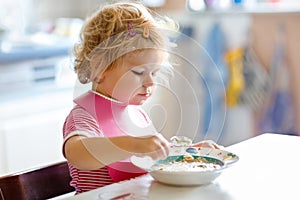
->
[135, 133, 170, 160]
[154, 134, 170, 159]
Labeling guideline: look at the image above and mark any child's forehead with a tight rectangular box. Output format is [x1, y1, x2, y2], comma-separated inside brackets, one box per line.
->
[122, 50, 167, 68]
[123, 49, 168, 64]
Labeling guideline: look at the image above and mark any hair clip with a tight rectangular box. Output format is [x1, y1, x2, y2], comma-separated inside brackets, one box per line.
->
[143, 26, 150, 38]
[127, 22, 136, 37]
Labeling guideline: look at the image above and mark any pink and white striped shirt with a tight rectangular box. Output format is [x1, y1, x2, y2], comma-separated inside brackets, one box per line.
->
[63, 91, 152, 193]
[63, 105, 115, 193]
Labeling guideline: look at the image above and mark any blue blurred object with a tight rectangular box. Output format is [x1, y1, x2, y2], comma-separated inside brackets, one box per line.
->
[0, 44, 71, 64]
[260, 91, 296, 135]
[233, 0, 243, 4]
[258, 24, 297, 135]
[201, 22, 228, 141]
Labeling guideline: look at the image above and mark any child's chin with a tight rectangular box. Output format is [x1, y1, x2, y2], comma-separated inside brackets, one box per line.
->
[131, 101, 144, 105]
[128, 96, 148, 105]
[129, 99, 146, 105]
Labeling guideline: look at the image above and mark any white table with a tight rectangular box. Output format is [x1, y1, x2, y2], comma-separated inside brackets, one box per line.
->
[60, 133, 300, 200]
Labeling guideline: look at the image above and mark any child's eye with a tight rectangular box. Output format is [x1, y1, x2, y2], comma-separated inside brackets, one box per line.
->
[131, 70, 144, 75]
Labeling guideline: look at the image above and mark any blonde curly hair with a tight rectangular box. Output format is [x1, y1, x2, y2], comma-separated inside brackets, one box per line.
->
[73, 1, 177, 84]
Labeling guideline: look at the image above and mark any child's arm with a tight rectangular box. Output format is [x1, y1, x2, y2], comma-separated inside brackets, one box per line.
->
[64, 134, 169, 170]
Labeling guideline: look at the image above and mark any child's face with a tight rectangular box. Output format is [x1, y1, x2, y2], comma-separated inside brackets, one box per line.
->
[96, 49, 167, 105]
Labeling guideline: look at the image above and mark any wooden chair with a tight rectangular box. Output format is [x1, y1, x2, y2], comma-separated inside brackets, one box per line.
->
[0, 161, 75, 200]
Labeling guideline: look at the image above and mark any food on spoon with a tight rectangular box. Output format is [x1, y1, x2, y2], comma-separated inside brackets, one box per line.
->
[170, 136, 192, 146]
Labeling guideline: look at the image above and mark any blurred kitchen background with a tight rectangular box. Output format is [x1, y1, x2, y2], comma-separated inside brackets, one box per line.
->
[1, 0, 300, 176]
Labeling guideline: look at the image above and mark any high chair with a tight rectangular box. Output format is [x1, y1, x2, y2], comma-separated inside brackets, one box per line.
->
[0, 161, 74, 200]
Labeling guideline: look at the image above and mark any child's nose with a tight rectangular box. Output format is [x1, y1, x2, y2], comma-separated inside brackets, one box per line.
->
[143, 74, 154, 87]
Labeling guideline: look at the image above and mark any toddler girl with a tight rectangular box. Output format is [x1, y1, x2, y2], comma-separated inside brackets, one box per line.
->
[63, 1, 220, 194]
[63, 1, 176, 194]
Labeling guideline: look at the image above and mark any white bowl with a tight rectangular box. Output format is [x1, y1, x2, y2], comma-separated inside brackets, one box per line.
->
[131, 147, 239, 186]
[150, 168, 223, 186]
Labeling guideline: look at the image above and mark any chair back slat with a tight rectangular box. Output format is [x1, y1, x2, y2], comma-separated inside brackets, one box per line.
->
[0, 161, 74, 200]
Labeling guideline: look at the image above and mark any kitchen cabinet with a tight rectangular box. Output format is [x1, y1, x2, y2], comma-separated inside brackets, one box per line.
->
[0, 88, 74, 176]
[0, 47, 76, 175]
[0, 90, 73, 174]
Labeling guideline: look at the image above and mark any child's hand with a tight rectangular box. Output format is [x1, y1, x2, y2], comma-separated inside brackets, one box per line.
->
[131, 133, 170, 161]
[191, 140, 224, 150]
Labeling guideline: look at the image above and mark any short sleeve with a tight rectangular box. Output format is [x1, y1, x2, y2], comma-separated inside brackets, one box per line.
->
[63, 105, 103, 142]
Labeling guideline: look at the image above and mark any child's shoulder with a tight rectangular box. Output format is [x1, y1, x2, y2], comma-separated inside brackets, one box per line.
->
[67, 105, 96, 120]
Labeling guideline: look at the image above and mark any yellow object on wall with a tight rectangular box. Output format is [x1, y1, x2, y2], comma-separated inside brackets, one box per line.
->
[225, 48, 245, 107]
